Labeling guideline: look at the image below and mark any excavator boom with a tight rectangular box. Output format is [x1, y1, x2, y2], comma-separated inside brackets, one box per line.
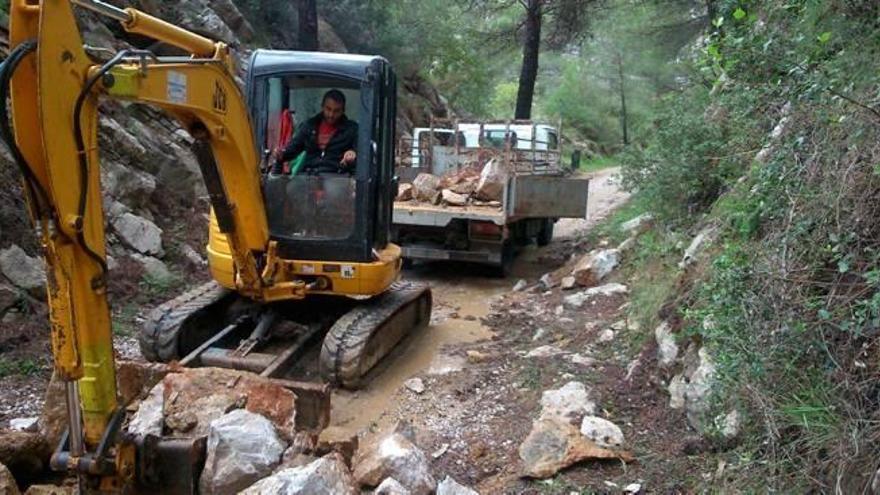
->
[6, 0, 275, 485]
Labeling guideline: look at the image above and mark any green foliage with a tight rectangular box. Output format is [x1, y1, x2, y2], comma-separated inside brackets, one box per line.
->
[0, 357, 44, 378]
[139, 272, 183, 299]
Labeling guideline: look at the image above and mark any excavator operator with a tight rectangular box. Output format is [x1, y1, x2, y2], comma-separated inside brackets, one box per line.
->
[272, 89, 358, 175]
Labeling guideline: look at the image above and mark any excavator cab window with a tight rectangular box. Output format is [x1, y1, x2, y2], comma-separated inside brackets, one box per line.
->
[263, 76, 361, 241]
[247, 53, 396, 262]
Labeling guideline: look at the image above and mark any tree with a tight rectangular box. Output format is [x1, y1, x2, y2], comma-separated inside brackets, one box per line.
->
[298, 0, 318, 51]
[514, 0, 542, 118]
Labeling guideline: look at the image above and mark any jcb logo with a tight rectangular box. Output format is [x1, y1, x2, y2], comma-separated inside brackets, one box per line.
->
[213, 81, 227, 114]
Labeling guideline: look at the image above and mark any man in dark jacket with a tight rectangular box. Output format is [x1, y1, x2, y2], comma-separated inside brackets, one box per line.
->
[272, 89, 358, 174]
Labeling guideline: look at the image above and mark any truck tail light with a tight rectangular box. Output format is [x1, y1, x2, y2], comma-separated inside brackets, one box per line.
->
[470, 221, 502, 238]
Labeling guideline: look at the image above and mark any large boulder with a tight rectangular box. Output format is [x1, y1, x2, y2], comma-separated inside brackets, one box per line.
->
[0, 245, 46, 296]
[199, 409, 287, 495]
[352, 424, 435, 495]
[240, 453, 357, 494]
[436, 476, 479, 495]
[441, 189, 469, 206]
[162, 367, 299, 438]
[412, 173, 442, 204]
[102, 160, 157, 209]
[579, 416, 625, 448]
[129, 254, 172, 281]
[474, 159, 507, 201]
[112, 213, 164, 257]
[539, 382, 596, 425]
[518, 418, 633, 479]
[572, 249, 620, 287]
[127, 383, 164, 438]
[654, 321, 678, 367]
[0, 462, 20, 495]
[208, 0, 254, 40]
[0, 431, 50, 482]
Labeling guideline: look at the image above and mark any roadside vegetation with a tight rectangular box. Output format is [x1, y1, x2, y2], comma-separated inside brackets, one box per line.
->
[595, 1, 880, 490]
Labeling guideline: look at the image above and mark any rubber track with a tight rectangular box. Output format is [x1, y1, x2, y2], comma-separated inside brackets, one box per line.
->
[319, 281, 431, 388]
[138, 281, 232, 362]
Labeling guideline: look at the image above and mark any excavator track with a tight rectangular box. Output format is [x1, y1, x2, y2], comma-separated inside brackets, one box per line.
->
[319, 282, 432, 389]
[138, 281, 238, 362]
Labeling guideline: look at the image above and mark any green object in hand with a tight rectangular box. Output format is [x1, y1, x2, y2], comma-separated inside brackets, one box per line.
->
[288, 152, 306, 175]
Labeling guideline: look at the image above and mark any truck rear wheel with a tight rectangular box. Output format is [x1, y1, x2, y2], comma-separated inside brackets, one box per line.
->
[537, 219, 554, 246]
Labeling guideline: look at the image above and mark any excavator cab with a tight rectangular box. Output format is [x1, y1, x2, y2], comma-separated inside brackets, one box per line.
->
[249, 51, 398, 263]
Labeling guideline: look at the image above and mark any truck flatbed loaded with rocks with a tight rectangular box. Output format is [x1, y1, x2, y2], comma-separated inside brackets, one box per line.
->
[393, 120, 590, 273]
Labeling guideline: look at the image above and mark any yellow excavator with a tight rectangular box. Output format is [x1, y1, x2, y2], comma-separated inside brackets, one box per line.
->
[3, 0, 430, 491]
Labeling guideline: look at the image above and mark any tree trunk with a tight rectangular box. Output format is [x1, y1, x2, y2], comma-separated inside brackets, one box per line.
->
[298, 0, 319, 51]
[514, 0, 542, 119]
[615, 51, 628, 145]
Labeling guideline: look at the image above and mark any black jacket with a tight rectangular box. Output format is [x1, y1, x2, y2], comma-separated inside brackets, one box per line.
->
[274, 112, 358, 173]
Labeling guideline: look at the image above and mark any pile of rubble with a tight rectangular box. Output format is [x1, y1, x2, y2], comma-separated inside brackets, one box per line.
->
[0, 363, 482, 494]
[396, 159, 508, 208]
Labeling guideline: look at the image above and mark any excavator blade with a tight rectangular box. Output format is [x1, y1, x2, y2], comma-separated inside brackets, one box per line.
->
[319, 282, 432, 389]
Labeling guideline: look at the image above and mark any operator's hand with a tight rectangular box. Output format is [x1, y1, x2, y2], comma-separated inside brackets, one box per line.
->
[341, 150, 357, 165]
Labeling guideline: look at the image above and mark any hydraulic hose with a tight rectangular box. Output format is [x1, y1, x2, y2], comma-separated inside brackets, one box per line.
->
[0, 40, 53, 222]
[72, 50, 136, 277]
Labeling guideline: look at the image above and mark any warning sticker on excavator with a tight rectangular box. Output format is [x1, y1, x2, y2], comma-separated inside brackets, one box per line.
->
[341, 265, 355, 279]
[167, 71, 188, 103]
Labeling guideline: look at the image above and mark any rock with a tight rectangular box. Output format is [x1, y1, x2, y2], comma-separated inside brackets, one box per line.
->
[396, 183, 414, 201]
[526, 345, 563, 358]
[539, 382, 596, 425]
[200, 409, 287, 495]
[563, 283, 629, 308]
[441, 189, 469, 206]
[116, 360, 169, 405]
[668, 374, 686, 410]
[717, 410, 741, 439]
[531, 327, 547, 341]
[127, 383, 164, 438]
[436, 475, 478, 495]
[209, 0, 255, 40]
[624, 482, 643, 494]
[162, 367, 300, 438]
[0, 245, 46, 296]
[23, 485, 74, 495]
[654, 321, 678, 367]
[102, 159, 156, 208]
[569, 354, 595, 367]
[679, 226, 717, 268]
[40, 373, 67, 448]
[180, 244, 207, 267]
[512, 279, 528, 292]
[617, 236, 637, 252]
[412, 173, 442, 203]
[315, 434, 359, 467]
[352, 427, 435, 495]
[580, 416, 625, 448]
[8, 418, 38, 433]
[129, 254, 172, 281]
[684, 347, 717, 429]
[572, 249, 619, 287]
[376, 477, 411, 495]
[0, 431, 50, 481]
[466, 350, 490, 363]
[176, 0, 237, 44]
[112, 213, 164, 256]
[620, 213, 653, 235]
[0, 462, 20, 495]
[448, 178, 477, 196]
[539, 273, 555, 290]
[240, 453, 356, 495]
[554, 305, 564, 316]
[474, 159, 507, 201]
[560, 276, 576, 290]
[597, 329, 615, 343]
[0, 284, 20, 313]
[519, 418, 633, 479]
[404, 378, 426, 395]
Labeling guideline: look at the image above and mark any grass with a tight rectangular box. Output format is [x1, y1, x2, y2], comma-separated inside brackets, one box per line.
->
[579, 155, 617, 173]
[0, 357, 44, 378]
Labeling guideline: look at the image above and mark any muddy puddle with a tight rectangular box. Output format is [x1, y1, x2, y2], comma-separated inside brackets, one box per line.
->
[321, 253, 547, 441]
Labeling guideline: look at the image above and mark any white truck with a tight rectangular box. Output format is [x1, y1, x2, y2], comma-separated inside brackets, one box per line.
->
[393, 120, 589, 274]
